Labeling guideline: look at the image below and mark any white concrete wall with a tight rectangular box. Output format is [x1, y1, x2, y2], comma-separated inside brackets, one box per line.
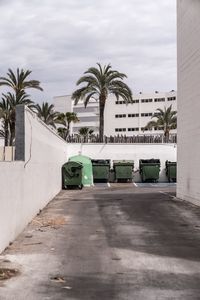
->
[67, 143, 177, 182]
[0, 107, 68, 253]
[177, 0, 200, 205]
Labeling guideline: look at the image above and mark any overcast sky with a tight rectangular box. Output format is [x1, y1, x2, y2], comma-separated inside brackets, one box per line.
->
[0, 0, 176, 103]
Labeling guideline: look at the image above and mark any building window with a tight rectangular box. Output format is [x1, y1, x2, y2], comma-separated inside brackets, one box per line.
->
[115, 128, 126, 132]
[115, 100, 126, 105]
[167, 97, 176, 101]
[141, 127, 149, 131]
[141, 99, 153, 103]
[128, 128, 139, 132]
[128, 113, 139, 117]
[132, 99, 139, 103]
[115, 114, 126, 118]
[154, 126, 164, 131]
[154, 98, 165, 102]
[141, 113, 153, 117]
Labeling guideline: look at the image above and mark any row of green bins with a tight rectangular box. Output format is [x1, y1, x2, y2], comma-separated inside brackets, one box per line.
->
[91, 159, 111, 182]
[113, 160, 134, 182]
[62, 155, 93, 189]
[166, 161, 177, 182]
[62, 161, 83, 189]
[139, 159, 160, 182]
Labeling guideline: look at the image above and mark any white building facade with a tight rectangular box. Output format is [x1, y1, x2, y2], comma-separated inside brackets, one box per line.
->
[177, 0, 200, 205]
[53, 91, 177, 136]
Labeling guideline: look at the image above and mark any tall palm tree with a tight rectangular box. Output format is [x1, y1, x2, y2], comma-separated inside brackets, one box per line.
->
[72, 63, 133, 142]
[56, 112, 79, 137]
[0, 95, 11, 146]
[0, 68, 43, 145]
[0, 68, 43, 95]
[8, 91, 34, 145]
[145, 105, 177, 141]
[35, 102, 58, 128]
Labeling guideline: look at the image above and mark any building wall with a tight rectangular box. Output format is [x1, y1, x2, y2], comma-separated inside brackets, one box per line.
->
[67, 143, 177, 182]
[53, 92, 177, 136]
[104, 92, 177, 136]
[0, 106, 68, 253]
[177, 0, 200, 205]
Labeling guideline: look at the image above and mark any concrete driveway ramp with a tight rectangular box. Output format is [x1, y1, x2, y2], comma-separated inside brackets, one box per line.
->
[69, 154, 93, 186]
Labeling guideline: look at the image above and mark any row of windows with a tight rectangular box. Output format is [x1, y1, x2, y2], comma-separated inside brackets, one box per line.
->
[128, 113, 139, 117]
[115, 128, 139, 132]
[115, 97, 176, 105]
[154, 98, 165, 102]
[115, 127, 164, 132]
[115, 113, 152, 118]
[167, 97, 176, 101]
[115, 114, 126, 118]
[141, 99, 152, 103]
[141, 113, 153, 117]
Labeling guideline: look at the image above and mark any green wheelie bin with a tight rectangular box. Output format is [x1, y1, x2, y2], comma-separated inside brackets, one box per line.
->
[166, 161, 177, 182]
[113, 160, 134, 182]
[139, 159, 160, 182]
[91, 159, 111, 182]
[62, 161, 83, 189]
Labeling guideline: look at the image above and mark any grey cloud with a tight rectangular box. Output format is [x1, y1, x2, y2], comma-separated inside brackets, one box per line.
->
[0, 0, 176, 102]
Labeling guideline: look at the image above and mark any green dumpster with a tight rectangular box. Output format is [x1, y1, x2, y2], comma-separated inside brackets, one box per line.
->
[91, 159, 111, 182]
[69, 155, 93, 186]
[139, 159, 160, 182]
[113, 160, 134, 182]
[166, 161, 177, 182]
[62, 161, 83, 189]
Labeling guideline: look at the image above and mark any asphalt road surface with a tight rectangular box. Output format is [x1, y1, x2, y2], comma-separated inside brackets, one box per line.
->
[1, 184, 200, 300]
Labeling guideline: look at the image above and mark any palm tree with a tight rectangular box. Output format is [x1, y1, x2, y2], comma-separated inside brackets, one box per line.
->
[78, 127, 90, 143]
[57, 127, 68, 140]
[0, 68, 43, 145]
[8, 91, 34, 145]
[35, 102, 58, 128]
[56, 112, 79, 137]
[72, 63, 133, 142]
[0, 95, 11, 146]
[0, 68, 43, 95]
[145, 105, 177, 141]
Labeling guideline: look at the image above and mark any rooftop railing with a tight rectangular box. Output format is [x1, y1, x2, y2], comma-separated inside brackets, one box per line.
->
[66, 134, 177, 144]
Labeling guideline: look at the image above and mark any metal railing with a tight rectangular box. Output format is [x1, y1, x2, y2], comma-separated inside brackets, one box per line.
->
[66, 134, 177, 144]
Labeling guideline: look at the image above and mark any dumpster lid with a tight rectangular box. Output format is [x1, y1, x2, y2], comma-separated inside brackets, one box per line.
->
[91, 159, 111, 165]
[113, 160, 134, 165]
[140, 159, 160, 164]
[166, 160, 176, 165]
[62, 161, 83, 169]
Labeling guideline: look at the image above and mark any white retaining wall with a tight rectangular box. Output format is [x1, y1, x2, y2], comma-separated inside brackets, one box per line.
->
[67, 143, 177, 182]
[177, 0, 200, 205]
[0, 107, 68, 253]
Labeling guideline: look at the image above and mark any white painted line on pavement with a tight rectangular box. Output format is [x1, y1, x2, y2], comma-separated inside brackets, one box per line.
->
[133, 182, 138, 187]
[107, 182, 111, 187]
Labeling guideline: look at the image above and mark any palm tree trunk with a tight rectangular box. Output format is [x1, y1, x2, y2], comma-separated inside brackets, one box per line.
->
[67, 122, 70, 137]
[99, 96, 105, 143]
[9, 122, 15, 146]
[4, 120, 9, 146]
[164, 129, 170, 143]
